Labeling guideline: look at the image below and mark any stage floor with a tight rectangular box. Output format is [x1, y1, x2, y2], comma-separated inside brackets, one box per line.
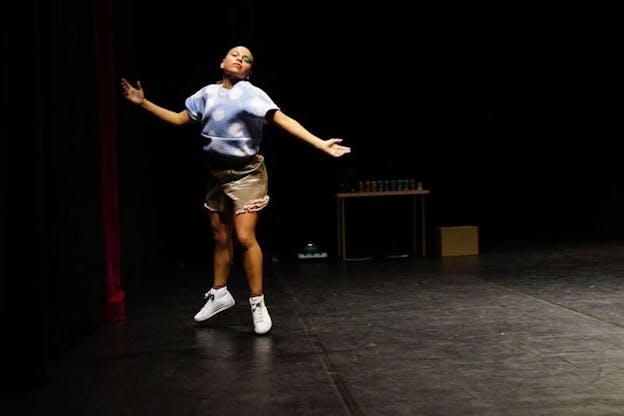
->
[4, 239, 624, 415]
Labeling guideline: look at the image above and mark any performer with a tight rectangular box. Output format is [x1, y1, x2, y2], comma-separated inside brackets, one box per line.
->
[121, 45, 350, 334]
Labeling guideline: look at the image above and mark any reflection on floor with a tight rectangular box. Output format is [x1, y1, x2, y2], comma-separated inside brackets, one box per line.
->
[3, 239, 624, 415]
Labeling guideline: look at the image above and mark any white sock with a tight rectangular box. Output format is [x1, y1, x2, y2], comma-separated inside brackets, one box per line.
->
[250, 294, 264, 304]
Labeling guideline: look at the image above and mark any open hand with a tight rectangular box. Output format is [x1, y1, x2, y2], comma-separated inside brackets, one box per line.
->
[323, 138, 351, 157]
[120, 78, 145, 105]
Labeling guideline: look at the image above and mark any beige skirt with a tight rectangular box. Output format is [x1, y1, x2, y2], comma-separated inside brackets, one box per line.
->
[203, 154, 269, 214]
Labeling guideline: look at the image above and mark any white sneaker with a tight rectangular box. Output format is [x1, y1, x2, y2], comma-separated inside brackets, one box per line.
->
[194, 287, 235, 322]
[249, 295, 272, 334]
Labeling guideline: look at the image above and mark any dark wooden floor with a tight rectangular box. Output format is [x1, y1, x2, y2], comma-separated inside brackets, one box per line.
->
[3, 239, 624, 415]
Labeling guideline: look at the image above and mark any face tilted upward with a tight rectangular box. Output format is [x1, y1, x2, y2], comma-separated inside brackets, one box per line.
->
[221, 46, 254, 80]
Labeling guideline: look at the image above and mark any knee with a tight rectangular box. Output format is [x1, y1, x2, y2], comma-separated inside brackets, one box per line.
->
[235, 231, 256, 249]
[212, 229, 230, 248]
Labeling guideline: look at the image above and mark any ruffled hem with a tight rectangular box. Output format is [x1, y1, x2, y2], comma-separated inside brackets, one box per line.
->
[235, 195, 270, 214]
[203, 195, 270, 214]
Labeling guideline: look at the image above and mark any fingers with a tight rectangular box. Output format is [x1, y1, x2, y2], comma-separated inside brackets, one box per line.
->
[324, 138, 350, 157]
[120, 78, 133, 93]
[329, 145, 351, 157]
[326, 138, 348, 148]
[120, 78, 141, 90]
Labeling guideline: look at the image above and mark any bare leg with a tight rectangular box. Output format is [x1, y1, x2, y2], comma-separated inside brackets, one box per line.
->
[233, 212, 263, 296]
[208, 211, 233, 288]
[192, 210, 237, 322]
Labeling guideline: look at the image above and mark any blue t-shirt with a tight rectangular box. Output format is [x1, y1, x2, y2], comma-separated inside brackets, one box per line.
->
[185, 80, 279, 157]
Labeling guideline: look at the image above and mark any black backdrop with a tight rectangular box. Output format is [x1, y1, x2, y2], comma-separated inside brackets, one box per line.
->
[1, 0, 621, 392]
[116, 2, 622, 263]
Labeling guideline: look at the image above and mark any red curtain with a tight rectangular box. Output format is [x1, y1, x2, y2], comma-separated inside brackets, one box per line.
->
[93, 0, 126, 322]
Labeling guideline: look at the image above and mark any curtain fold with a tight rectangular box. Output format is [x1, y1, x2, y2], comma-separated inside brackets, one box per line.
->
[93, 0, 125, 322]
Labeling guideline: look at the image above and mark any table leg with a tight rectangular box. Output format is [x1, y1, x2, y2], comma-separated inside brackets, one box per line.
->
[421, 196, 426, 256]
[337, 198, 346, 261]
[412, 196, 418, 256]
[412, 195, 427, 257]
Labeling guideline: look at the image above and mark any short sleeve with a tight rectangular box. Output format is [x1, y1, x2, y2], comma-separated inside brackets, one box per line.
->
[185, 85, 219, 121]
[243, 84, 279, 119]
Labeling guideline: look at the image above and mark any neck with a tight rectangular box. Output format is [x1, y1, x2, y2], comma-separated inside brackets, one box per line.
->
[221, 76, 245, 90]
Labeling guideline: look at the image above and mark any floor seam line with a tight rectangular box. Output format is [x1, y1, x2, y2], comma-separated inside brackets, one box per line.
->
[284, 286, 364, 416]
[488, 280, 624, 329]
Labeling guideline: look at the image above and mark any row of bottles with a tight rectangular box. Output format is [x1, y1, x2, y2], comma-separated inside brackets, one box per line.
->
[343, 179, 424, 193]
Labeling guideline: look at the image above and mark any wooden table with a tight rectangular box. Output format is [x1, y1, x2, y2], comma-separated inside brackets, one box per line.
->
[335, 189, 430, 260]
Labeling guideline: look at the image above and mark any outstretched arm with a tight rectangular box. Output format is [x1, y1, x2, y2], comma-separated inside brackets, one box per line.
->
[120, 78, 191, 126]
[267, 110, 350, 157]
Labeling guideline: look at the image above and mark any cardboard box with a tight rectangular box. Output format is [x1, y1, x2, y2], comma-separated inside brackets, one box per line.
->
[434, 225, 479, 256]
